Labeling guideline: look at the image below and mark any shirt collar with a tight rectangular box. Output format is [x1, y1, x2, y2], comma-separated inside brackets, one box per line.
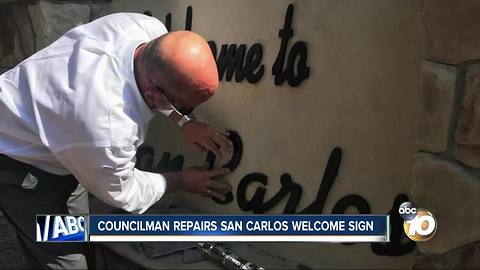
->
[118, 39, 154, 124]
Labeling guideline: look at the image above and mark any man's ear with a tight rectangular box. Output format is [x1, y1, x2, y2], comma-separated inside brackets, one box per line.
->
[143, 90, 155, 108]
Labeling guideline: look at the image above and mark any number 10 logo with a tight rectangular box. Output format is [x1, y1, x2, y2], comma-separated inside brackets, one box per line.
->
[399, 202, 437, 242]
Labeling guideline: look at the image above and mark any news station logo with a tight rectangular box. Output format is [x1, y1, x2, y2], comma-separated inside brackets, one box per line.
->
[398, 202, 437, 242]
[36, 215, 86, 242]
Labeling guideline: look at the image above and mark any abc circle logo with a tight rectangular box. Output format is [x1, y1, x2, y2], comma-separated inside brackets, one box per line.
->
[399, 202, 437, 242]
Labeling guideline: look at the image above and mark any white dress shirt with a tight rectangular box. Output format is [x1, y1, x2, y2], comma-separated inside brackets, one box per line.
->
[0, 13, 170, 214]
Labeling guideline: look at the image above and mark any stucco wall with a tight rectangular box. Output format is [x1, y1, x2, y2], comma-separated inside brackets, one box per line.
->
[94, 0, 424, 268]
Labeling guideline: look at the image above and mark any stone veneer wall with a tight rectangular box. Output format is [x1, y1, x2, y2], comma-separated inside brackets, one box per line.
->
[0, 1, 110, 265]
[413, 1, 480, 268]
[0, 0, 110, 74]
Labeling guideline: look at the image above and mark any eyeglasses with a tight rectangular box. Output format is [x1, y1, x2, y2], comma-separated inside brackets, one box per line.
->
[169, 100, 194, 116]
[150, 79, 195, 116]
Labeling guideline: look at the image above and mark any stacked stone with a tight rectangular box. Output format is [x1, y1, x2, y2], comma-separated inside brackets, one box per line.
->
[414, 1, 480, 268]
[0, 0, 108, 73]
[0, 0, 109, 265]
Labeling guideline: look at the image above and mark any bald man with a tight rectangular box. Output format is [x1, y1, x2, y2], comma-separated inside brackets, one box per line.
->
[0, 13, 231, 269]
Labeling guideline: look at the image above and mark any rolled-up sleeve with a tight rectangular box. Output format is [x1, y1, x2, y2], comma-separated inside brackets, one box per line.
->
[54, 146, 167, 214]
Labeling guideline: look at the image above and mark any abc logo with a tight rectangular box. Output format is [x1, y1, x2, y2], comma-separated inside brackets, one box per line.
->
[398, 202, 437, 242]
[36, 215, 85, 242]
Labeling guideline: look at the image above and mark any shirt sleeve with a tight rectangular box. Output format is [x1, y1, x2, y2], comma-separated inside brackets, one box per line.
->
[53, 145, 167, 214]
[136, 13, 169, 38]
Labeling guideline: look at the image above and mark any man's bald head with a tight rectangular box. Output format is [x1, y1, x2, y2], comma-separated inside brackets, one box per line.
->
[139, 31, 219, 110]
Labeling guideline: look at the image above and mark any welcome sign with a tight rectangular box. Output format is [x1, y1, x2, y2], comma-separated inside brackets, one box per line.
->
[98, 0, 424, 268]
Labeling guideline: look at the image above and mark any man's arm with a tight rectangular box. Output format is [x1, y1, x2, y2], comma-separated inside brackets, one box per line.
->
[168, 112, 233, 158]
[54, 145, 231, 213]
[164, 167, 231, 201]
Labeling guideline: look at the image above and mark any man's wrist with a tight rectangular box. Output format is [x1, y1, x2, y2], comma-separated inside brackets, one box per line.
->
[168, 111, 196, 129]
[177, 114, 196, 128]
[168, 110, 183, 124]
[164, 171, 184, 193]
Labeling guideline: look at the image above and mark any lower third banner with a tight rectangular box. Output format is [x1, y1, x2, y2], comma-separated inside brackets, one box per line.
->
[88, 215, 389, 243]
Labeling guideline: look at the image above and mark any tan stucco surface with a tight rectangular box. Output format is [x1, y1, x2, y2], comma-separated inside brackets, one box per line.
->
[99, 1, 425, 268]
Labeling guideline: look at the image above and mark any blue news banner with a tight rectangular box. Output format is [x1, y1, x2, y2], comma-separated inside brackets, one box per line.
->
[36, 214, 390, 243]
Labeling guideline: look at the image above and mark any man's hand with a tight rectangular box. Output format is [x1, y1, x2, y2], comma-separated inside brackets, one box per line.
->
[180, 120, 233, 158]
[170, 167, 231, 200]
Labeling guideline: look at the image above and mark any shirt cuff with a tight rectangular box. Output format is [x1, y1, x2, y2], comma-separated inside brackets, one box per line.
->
[131, 168, 167, 213]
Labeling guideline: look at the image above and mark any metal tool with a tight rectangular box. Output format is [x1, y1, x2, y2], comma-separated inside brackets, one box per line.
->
[198, 242, 265, 270]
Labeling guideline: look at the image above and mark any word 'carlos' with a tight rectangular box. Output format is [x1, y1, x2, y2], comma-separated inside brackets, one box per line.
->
[136, 131, 415, 256]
